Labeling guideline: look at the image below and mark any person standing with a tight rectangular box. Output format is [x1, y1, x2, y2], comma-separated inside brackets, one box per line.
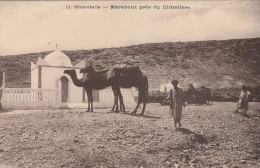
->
[164, 80, 185, 129]
[234, 85, 251, 115]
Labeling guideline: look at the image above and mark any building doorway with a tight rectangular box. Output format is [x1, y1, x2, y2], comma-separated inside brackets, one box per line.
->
[61, 76, 69, 103]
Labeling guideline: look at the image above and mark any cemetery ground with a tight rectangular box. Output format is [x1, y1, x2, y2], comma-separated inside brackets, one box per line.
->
[0, 102, 259, 168]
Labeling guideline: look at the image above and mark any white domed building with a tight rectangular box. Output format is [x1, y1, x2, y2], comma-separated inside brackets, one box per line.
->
[29, 49, 136, 108]
[160, 81, 174, 92]
[44, 50, 73, 67]
[31, 49, 89, 103]
[0, 48, 138, 110]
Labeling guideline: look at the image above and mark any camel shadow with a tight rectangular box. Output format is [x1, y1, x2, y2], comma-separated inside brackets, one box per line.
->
[117, 111, 161, 119]
[177, 128, 208, 144]
[235, 112, 250, 118]
[192, 104, 213, 106]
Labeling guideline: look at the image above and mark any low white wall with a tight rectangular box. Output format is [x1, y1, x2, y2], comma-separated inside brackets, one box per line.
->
[1, 88, 65, 110]
[0, 87, 138, 110]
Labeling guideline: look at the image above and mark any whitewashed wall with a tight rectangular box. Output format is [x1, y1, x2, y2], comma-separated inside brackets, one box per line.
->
[31, 66, 84, 103]
[1, 88, 66, 109]
[160, 82, 173, 92]
[41, 67, 63, 89]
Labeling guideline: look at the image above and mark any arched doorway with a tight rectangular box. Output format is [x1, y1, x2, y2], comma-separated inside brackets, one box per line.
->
[61, 76, 69, 103]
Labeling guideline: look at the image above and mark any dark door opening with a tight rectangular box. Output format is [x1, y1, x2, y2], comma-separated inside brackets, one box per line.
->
[61, 76, 69, 103]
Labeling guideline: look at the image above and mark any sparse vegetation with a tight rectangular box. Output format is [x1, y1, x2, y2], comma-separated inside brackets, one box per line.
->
[0, 38, 259, 90]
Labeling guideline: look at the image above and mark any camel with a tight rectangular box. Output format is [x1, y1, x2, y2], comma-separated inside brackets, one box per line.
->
[79, 66, 125, 113]
[107, 64, 149, 115]
[64, 68, 116, 112]
[64, 69, 92, 112]
[185, 84, 211, 105]
[197, 86, 211, 105]
[64, 67, 124, 112]
[186, 84, 198, 104]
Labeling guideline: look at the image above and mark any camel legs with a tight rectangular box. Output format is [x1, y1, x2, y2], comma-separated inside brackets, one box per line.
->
[86, 90, 90, 112]
[140, 96, 147, 115]
[132, 99, 140, 114]
[90, 91, 93, 112]
[119, 98, 125, 112]
[111, 95, 119, 112]
[111, 86, 119, 112]
[111, 86, 125, 112]
[132, 89, 143, 114]
[118, 89, 125, 112]
[132, 89, 146, 115]
[138, 91, 147, 115]
[85, 88, 93, 112]
[111, 97, 125, 112]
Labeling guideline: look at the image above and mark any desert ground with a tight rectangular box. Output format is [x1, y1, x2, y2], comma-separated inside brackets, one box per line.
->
[0, 102, 259, 168]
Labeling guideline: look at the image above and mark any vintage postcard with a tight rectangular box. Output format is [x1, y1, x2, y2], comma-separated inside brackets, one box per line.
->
[0, 1, 259, 168]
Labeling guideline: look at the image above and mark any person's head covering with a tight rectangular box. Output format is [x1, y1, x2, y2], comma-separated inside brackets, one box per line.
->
[171, 80, 178, 86]
[242, 85, 247, 91]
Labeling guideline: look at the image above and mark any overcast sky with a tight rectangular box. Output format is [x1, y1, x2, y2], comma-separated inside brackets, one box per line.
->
[0, 1, 260, 56]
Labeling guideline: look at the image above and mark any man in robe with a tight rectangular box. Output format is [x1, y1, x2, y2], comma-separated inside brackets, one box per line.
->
[164, 80, 185, 129]
[234, 85, 251, 115]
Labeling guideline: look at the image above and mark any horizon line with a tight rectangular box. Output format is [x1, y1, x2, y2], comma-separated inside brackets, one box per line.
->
[1, 36, 259, 57]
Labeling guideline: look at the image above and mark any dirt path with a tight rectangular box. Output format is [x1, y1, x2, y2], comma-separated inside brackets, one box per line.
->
[0, 102, 259, 168]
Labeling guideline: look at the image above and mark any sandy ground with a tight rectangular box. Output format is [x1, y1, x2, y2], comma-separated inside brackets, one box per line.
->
[0, 102, 259, 168]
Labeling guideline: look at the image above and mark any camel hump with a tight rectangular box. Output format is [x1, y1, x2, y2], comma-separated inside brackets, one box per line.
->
[116, 64, 140, 72]
[126, 65, 140, 72]
[96, 69, 109, 74]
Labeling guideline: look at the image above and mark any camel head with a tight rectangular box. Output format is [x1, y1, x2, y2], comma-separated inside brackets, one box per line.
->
[63, 69, 76, 76]
[80, 66, 94, 73]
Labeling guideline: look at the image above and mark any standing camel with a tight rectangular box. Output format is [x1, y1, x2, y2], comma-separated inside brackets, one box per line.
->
[64, 69, 93, 112]
[186, 84, 198, 104]
[64, 68, 111, 112]
[107, 64, 149, 115]
[197, 86, 211, 105]
[79, 66, 125, 112]
[64, 67, 124, 112]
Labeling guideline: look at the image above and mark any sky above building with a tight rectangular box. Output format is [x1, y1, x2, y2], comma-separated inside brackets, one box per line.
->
[0, 1, 260, 56]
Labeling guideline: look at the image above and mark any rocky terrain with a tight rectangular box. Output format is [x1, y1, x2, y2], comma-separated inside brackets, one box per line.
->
[0, 102, 259, 168]
[0, 38, 260, 91]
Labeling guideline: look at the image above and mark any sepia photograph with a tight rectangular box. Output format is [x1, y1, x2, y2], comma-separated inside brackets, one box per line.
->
[0, 0, 259, 167]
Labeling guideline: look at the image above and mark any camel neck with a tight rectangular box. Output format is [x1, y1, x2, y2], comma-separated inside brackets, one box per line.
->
[69, 71, 83, 87]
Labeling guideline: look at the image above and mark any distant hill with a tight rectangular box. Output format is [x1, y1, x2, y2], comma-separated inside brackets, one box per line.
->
[1, 38, 260, 91]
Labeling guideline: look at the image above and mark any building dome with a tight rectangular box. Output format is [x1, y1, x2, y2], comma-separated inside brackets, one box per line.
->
[44, 50, 73, 67]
